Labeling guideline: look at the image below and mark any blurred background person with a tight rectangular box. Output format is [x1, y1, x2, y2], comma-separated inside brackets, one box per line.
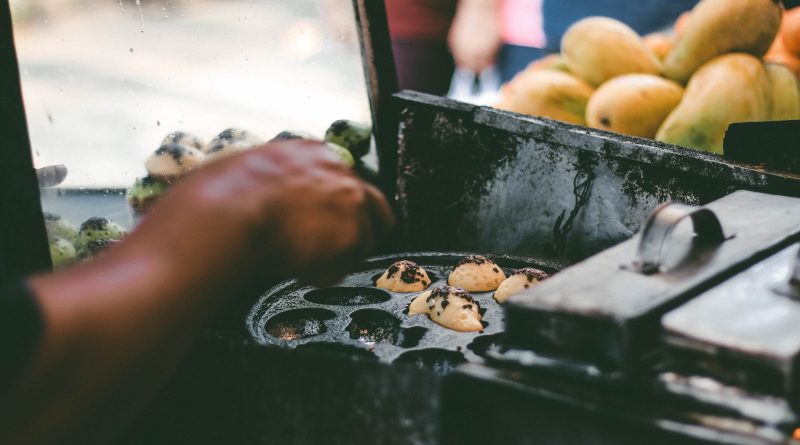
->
[385, 0, 458, 95]
[495, 0, 546, 82]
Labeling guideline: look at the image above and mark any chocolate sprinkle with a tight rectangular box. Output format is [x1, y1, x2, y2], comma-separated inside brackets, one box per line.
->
[429, 286, 474, 302]
[80, 217, 109, 231]
[328, 119, 350, 137]
[216, 128, 239, 141]
[514, 267, 550, 282]
[270, 130, 304, 141]
[140, 175, 158, 187]
[154, 143, 188, 164]
[86, 238, 119, 254]
[385, 260, 425, 284]
[164, 131, 189, 143]
[456, 255, 495, 267]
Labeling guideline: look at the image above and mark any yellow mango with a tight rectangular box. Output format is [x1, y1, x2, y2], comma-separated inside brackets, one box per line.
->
[656, 53, 770, 154]
[586, 74, 684, 139]
[561, 17, 661, 86]
[523, 54, 570, 73]
[643, 33, 674, 61]
[495, 70, 594, 125]
[765, 63, 800, 121]
[663, 0, 782, 83]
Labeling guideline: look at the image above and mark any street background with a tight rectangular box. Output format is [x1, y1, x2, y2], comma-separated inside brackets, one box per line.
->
[11, 0, 371, 188]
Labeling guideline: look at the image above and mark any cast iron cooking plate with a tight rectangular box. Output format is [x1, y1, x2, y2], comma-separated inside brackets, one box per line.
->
[247, 252, 562, 366]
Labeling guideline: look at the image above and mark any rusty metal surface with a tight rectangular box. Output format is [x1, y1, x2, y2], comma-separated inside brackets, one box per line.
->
[394, 91, 800, 264]
[503, 191, 800, 372]
[662, 244, 800, 397]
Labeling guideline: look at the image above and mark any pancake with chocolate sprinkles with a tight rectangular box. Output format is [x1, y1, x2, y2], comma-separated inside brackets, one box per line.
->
[448, 255, 506, 292]
[376, 260, 431, 293]
[494, 267, 550, 303]
[408, 286, 482, 332]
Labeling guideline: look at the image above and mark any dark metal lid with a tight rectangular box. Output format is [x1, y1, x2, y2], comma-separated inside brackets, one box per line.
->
[504, 190, 800, 374]
[663, 243, 800, 398]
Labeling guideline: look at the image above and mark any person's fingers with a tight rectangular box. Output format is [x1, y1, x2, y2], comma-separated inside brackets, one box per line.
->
[298, 220, 370, 287]
[362, 182, 394, 238]
[298, 183, 385, 286]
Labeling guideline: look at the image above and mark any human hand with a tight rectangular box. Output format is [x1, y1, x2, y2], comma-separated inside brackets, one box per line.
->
[129, 139, 394, 292]
[448, 0, 502, 74]
[12, 141, 392, 445]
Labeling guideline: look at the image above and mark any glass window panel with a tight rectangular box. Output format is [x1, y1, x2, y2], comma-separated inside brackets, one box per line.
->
[11, 0, 370, 239]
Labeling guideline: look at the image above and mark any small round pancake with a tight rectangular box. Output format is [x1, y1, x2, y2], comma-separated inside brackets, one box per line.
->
[376, 260, 431, 293]
[408, 290, 432, 315]
[448, 255, 506, 292]
[205, 128, 261, 157]
[161, 131, 204, 150]
[145, 143, 205, 181]
[408, 286, 482, 332]
[494, 268, 550, 303]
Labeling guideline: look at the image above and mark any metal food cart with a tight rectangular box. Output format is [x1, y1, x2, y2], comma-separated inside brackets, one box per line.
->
[2, 1, 800, 444]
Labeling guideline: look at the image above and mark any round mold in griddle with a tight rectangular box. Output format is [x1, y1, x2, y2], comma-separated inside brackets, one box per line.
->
[346, 309, 403, 345]
[305, 287, 391, 306]
[345, 309, 428, 348]
[467, 333, 506, 360]
[264, 308, 337, 341]
[246, 252, 564, 367]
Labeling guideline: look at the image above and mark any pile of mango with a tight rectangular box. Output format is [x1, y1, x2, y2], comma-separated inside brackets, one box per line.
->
[496, 0, 800, 155]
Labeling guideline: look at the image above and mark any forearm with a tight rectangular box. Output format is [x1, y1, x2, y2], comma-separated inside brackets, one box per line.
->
[0, 141, 392, 444]
[1, 243, 223, 444]
[458, 0, 500, 11]
[450, 0, 502, 72]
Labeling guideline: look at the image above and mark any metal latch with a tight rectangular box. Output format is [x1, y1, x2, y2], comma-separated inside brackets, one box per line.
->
[773, 247, 800, 300]
[631, 202, 727, 275]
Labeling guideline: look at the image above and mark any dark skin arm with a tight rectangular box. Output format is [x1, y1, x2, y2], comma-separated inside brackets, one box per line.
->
[0, 140, 393, 445]
[448, 0, 502, 73]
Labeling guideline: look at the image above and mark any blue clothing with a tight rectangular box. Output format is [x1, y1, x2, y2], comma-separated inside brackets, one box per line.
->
[498, 44, 549, 83]
[542, 0, 700, 52]
[497, 0, 701, 82]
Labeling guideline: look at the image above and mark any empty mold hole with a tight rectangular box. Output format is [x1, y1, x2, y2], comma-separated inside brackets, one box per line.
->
[400, 327, 427, 348]
[264, 308, 336, 341]
[467, 333, 505, 359]
[305, 287, 391, 306]
[346, 309, 403, 345]
[394, 349, 467, 375]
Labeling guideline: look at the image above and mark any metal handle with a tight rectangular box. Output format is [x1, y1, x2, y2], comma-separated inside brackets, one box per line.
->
[773, 247, 800, 300]
[632, 202, 726, 275]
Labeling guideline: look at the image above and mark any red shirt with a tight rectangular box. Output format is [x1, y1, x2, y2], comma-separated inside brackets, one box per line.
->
[385, 0, 458, 41]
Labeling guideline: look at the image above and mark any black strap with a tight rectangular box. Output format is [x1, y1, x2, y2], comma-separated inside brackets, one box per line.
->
[0, 280, 43, 394]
